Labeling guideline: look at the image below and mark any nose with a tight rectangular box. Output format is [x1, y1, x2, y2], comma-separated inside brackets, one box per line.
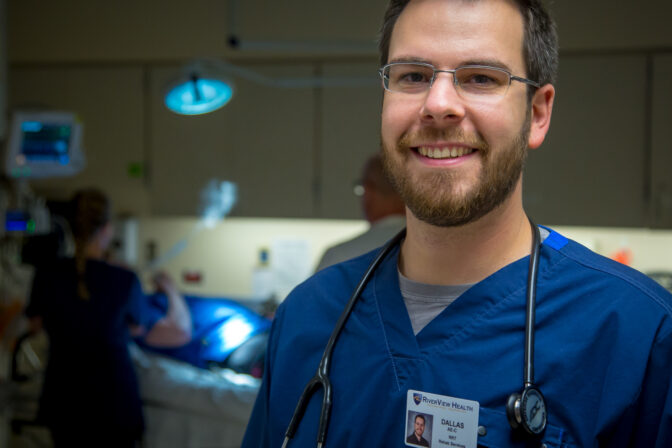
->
[420, 71, 466, 124]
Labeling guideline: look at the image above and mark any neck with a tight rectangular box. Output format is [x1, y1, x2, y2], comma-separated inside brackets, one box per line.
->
[83, 242, 105, 260]
[399, 184, 532, 285]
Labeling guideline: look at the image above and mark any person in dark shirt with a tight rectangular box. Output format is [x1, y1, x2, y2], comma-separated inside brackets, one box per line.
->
[25, 188, 191, 448]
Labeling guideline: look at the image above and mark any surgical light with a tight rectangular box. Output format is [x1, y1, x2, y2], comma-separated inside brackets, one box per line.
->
[164, 74, 233, 115]
[165, 58, 378, 117]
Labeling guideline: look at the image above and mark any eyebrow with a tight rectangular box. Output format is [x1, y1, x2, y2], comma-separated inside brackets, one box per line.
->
[386, 56, 514, 73]
[461, 59, 513, 72]
[387, 56, 432, 65]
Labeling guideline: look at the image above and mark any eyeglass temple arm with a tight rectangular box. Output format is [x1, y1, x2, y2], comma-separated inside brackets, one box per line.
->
[511, 75, 540, 88]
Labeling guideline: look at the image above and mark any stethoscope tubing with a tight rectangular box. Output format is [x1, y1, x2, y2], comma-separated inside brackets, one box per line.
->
[525, 219, 541, 387]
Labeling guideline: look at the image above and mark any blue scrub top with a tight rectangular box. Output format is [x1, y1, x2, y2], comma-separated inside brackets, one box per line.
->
[242, 228, 672, 448]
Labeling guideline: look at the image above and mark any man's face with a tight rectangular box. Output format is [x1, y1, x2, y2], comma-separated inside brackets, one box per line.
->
[414, 416, 425, 437]
[381, 0, 533, 227]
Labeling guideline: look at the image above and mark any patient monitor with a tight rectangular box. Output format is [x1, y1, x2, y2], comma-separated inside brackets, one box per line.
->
[5, 111, 86, 179]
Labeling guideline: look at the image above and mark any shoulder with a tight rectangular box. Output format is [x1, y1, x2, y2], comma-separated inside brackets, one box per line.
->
[88, 260, 137, 278]
[316, 218, 404, 271]
[265, 250, 385, 380]
[85, 260, 142, 294]
[31, 258, 75, 286]
[542, 227, 672, 321]
[292, 250, 379, 306]
[374, 214, 406, 230]
[316, 237, 373, 272]
[276, 249, 385, 335]
[37, 257, 75, 272]
[347, 216, 405, 247]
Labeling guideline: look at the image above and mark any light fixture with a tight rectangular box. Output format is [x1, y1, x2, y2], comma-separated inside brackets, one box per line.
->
[164, 73, 234, 115]
[164, 58, 378, 116]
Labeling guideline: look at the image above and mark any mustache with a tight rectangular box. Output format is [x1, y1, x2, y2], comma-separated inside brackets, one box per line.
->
[398, 128, 488, 151]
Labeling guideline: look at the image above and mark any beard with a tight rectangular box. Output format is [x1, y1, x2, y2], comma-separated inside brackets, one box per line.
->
[382, 110, 531, 227]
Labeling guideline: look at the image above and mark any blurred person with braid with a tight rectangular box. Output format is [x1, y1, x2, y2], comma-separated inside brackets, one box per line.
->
[25, 188, 192, 448]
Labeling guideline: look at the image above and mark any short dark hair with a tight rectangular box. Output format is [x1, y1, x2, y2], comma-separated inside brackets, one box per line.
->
[378, 0, 558, 89]
[415, 414, 426, 424]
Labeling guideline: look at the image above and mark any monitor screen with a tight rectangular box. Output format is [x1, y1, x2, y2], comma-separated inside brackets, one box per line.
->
[4, 209, 34, 232]
[5, 111, 85, 178]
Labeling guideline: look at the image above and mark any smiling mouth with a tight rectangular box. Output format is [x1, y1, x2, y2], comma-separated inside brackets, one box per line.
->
[416, 146, 476, 159]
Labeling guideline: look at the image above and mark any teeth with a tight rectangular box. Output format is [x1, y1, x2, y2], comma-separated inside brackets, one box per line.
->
[417, 146, 474, 159]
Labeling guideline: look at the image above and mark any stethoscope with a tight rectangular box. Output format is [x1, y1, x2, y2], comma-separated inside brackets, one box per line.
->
[282, 218, 546, 448]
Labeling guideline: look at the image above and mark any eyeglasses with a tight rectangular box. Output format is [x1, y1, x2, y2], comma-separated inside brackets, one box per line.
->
[378, 62, 540, 102]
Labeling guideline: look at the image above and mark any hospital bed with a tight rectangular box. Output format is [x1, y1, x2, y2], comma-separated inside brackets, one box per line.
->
[5, 295, 271, 448]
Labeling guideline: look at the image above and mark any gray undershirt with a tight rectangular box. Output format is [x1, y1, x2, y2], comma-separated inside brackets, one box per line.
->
[399, 273, 474, 335]
[399, 227, 550, 335]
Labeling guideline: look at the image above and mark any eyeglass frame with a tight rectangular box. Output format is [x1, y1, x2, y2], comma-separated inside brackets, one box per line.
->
[378, 62, 541, 98]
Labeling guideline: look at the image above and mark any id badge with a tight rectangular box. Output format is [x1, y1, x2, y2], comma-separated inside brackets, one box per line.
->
[405, 390, 479, 448]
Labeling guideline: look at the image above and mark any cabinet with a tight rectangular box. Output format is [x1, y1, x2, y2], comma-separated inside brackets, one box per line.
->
[524, 54, 651, 227]
[650, 54, 672, 227]
[319, 62, 382, 219]
[148, 64, 317, 218]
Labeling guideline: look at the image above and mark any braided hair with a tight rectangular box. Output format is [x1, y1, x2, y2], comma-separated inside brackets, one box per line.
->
[70, 188, 111, 300]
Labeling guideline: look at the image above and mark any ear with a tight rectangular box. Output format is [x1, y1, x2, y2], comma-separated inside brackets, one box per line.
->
[527, 84, 555, 150]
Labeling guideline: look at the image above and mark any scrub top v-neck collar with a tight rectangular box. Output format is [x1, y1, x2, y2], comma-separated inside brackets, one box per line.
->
[372, 243, 541, 364]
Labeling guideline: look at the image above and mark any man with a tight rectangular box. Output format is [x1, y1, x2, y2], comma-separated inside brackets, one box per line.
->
[407, 414, 430, 447]
[315, 153, 405, 272]
[242, 1, 672, 447]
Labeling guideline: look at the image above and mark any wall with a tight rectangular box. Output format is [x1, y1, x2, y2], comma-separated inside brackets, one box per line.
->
[0, 0, 6, 140]
[131, 217, 672, 300]
[9, 1, 672, 62]
[4, 0, 672, 225]
[131, 217, 368, 298]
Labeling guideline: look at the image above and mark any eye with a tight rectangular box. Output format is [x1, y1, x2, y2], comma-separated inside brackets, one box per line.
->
[397, 68, 432, 84]
[466, 74, 497, 85]
[389, 64, 433, 88]
[457, 67, 508, 91]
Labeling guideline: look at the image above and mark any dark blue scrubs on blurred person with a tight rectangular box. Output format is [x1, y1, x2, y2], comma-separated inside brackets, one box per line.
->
[26, 258, 161, 448]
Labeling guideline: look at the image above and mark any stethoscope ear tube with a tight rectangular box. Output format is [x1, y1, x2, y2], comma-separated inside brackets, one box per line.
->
[283, 228, 407, 447]
[524, 219, 541, 388]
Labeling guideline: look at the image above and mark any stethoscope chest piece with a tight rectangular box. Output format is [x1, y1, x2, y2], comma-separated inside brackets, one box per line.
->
[506, 386, 547, 435]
